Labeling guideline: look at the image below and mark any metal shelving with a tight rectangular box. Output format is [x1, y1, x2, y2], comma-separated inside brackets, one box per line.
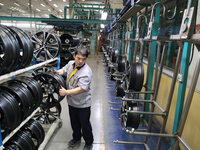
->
[109, 0, 154, 32]
[0, 58, 60, 150]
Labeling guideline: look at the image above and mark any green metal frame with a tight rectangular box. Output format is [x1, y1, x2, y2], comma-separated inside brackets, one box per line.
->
[0, 16, 110, 24]
[171, 0, 198, 148]
[64, 6, 113, 19]
[166, 0, 182, 68]
[140, 7, 148, 63]
[128, 15, 137, 62]
[145, 0, 161, 119]
[122, 23, 126, 54]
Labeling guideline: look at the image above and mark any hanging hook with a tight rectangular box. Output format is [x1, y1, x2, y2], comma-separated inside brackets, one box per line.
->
[164, 0, 178, 20]
[136, 14, 148, 39]
[149, 2, 166, 23]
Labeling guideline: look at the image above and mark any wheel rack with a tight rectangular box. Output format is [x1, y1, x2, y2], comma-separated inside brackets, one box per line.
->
[0, 58, 62, 150]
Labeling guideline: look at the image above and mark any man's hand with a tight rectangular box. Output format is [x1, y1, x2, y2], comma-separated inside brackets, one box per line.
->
[59, 86, 68, 96]
[54, 69, 64, 75]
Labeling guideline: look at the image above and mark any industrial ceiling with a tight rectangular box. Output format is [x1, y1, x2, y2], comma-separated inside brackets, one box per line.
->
[0, 0, 106, 18]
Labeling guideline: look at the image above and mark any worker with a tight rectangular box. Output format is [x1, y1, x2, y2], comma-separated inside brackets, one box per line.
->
[54, 47, 93, 150]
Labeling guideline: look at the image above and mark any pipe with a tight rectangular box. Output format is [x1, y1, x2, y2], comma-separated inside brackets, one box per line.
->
[38, 119, 62, 150]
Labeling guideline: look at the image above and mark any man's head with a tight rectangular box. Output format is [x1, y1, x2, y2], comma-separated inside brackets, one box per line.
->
[74, 47, 90, 67]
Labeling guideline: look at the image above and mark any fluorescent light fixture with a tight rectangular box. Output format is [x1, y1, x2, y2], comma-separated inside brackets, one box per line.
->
[63, 0, 66, 2]
[53, 4, 58, 7]
[101, 12, 107, 20]
[59, 9, 62, 12]
[41, 3, 46, 7]
[14, 3, 20, 6]
[49, 0, 52, 1]
[0, 3, 4, 6]
[48, 9, 51, 12]
[100, 24, 105, 28]
[36, 8, 41, 11]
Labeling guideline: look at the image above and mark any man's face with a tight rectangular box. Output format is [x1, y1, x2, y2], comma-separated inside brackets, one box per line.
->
[74, 54, 87, 67]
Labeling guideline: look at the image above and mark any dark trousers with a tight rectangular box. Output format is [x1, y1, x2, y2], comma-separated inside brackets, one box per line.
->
[68, 105, 94, 145]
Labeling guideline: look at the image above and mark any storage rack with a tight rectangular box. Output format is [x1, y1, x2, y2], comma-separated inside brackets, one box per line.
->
[0, 58, 62, 150]
[106, 0, 199, 149]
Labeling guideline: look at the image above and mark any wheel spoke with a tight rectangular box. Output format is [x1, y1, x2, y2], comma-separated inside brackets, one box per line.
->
[34, 48, 43, 58]
[45, 50, 54, 59]
[32, 35, 42, 44]
[44, 32, 51, 44]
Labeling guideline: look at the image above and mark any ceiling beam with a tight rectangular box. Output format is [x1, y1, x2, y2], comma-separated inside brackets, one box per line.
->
[0, 16, 111, 24]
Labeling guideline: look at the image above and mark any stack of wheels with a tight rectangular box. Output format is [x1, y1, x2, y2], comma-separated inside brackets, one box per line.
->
[120, 62, 144, 130]
[0, 25, 34, 75]
[4, 119, 45, 150]
[33, 67, 66, 124]
[0, 77, 42, 138]
[32, 31, 61, 62]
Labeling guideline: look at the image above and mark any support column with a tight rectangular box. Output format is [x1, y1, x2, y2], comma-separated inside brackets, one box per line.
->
[145, 0, 161, 119]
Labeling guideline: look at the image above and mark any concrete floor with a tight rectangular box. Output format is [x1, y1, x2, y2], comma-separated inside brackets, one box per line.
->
[44, 54, 170, 150]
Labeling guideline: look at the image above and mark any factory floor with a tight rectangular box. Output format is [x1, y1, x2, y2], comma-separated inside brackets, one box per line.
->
[45, 54, 170, 150]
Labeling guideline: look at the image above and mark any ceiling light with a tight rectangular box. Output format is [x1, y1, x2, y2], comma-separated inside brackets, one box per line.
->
[59, 9, 62, 12]
[0, 3, 4, 6]
[100, 24, 105, 28]
[49, 0, 52, 1]
[48, 9, 51, 12]
[41, 4, 46, 7]
[63, 0, 66, 2]
[101, 12, 107, 20]
[36, 8, 41, 11]
[14, 3, 20, 6]
[53, 4, 58, 7]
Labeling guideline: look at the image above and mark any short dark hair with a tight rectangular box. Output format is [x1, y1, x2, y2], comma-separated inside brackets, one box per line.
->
[75, 47, 90, 58]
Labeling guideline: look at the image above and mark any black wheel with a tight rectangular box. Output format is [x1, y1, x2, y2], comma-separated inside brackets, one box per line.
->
[13, 76, 43, 109]
[117, 55, 126, 72]
[0, 25, 20, 74]
[34, 102, 62, 124]
[6, 131, 36, 150]
[60, 34, 80, 48]
[116, 84, 125, 97]
[34, 72, 66, 107]
[128, 63, 144, 91]
[0, 82, 33, 119]
[121, 103, 140, 130]
[23, 119, 45, 148]
[8, 26, 34, 69]
[0, 90, 22, 138]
